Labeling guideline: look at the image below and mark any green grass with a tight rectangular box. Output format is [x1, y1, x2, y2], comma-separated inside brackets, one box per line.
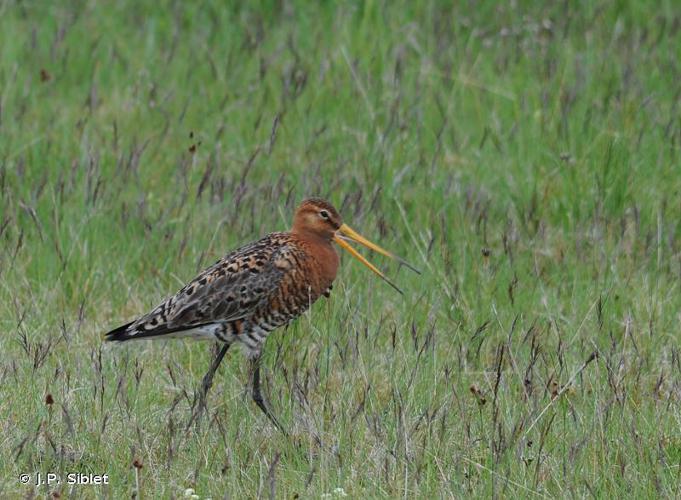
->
[1, 0, 680, 497]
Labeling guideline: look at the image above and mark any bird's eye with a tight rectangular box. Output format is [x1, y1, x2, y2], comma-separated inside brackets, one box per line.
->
[319, 210, 329, 220]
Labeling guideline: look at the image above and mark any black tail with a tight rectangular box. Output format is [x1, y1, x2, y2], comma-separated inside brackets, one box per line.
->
[103, 322, 137, 342]
[104, 321, 214, 342]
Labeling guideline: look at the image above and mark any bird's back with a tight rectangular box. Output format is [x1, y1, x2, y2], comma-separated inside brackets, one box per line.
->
[104, 231, 336, 358]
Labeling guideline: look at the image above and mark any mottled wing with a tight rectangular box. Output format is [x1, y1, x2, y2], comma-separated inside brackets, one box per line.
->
[105, 233, 290, 341]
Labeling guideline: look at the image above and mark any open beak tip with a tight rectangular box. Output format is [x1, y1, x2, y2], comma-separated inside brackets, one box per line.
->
[383, 277, 404, 295]
[400, 260, 422, 275]
[337, 225, 420, 293]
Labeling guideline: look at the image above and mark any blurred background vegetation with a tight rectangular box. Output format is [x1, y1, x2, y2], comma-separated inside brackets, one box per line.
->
[1, 1, 680, 497]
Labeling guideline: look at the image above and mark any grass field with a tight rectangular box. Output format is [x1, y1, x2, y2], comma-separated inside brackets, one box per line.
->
[1, 0, 680, 497]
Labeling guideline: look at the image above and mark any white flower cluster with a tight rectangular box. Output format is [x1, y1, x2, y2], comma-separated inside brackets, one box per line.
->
[321, 487, 348, 498]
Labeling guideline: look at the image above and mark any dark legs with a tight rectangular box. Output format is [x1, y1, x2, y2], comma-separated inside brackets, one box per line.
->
[186, 343, 230, 429]
[185, 343, 287, 435]
[250, 355, 287, 435]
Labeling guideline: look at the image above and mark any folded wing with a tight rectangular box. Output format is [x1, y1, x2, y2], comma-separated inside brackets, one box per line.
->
[104, 234, 289, 341]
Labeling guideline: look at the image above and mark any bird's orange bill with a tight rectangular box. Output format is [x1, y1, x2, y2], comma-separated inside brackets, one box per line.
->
[333, 223, 421, 295]
[338, 224, 421, 274]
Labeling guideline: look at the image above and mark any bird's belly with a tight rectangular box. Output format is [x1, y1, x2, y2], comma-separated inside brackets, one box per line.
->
[235, 284, 326, 358]
[236, 319, 287, 359]
[162, 323, 233, 342]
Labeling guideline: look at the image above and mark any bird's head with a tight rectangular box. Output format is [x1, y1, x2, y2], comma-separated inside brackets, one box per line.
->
[292, 198, 343, 240]
[292, 198, 420, 294]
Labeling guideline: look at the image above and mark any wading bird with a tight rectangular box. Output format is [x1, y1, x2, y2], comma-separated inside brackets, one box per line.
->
[104, 198, 419, 433]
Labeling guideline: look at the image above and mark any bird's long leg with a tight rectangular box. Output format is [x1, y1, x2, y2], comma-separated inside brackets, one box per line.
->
[250, 355, 287, 435]
[186, 342, 230, 430]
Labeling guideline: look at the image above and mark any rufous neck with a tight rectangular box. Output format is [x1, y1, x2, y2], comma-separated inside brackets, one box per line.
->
[291, 226, 334, 244]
